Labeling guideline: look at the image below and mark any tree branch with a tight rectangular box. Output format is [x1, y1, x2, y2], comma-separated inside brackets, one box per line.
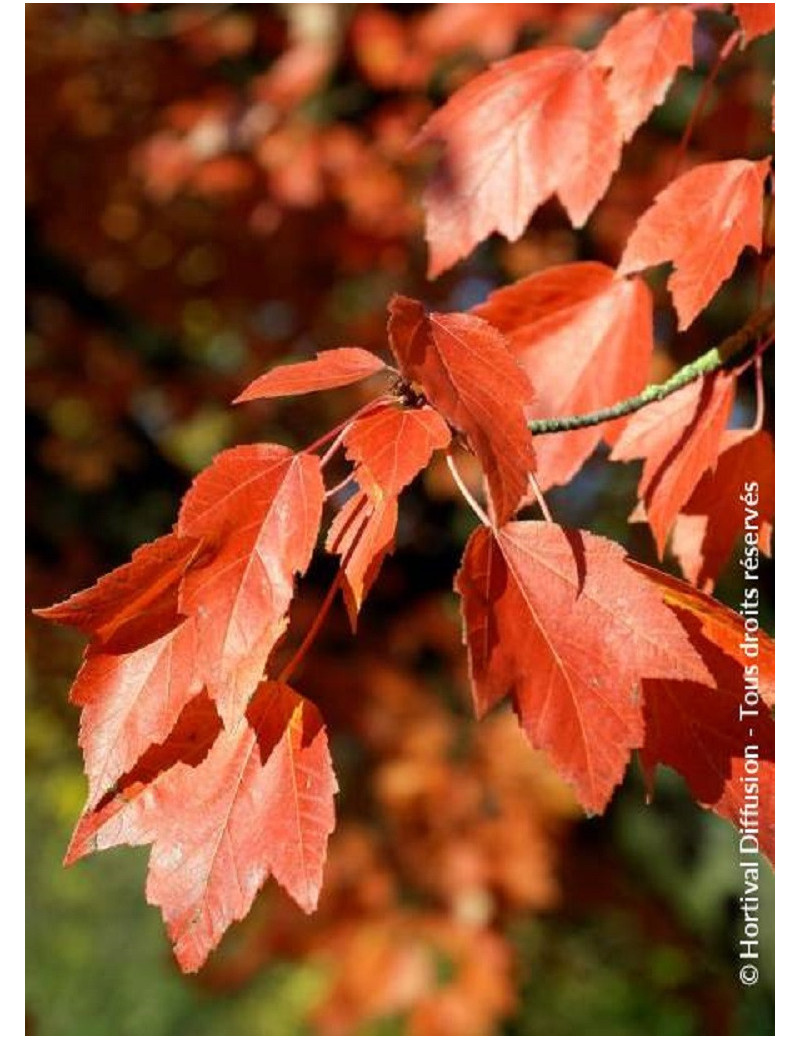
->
[527, 307, 774, 437]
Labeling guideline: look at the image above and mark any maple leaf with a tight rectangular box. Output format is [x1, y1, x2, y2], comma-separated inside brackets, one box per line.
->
[34, 532, 202, 647]
[387, 295, 534, 525]
[734, 3, 775, 44]
[324, 402, 450, 627]
[641, 649, 774, 865]
[66, 691, 224, 867]
[343, 402, 451, 502]
[671, 429, 774, 591]
[630, 566, 775, 863]
[473, 262, 654, 488]
[72, 617, 202, 809]
[177, 445, 324, 728]
[326, 490, 398, 629]
[417, 47, 622, 276]
[455, 522, 712, 812]
[630, 561, 775, 708]
[610, 372, 736, 556]
[618, 158, 772, 329]
[234, 347, 388, 404]
[68, 682, 337, 972]
[593, 5, 695, 143]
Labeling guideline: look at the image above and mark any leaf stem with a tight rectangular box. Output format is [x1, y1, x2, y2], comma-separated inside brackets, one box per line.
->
[305, 395, 393, 456]
[528, 474, 553, 523]
[278, 500, 371, 683]
[671, 28, 742, 177]
[319, 424, 351, 469]
[324, 474, 355, 501]
[527, 307, 773, 437]
[753, 354, 765, 431]
[278, 572, 345, 683]
[446, 451, 491, 527]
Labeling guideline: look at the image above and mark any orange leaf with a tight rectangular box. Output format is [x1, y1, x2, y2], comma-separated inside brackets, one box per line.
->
[34, 532, 201, 647]
[67, 682, 337, 972]
[618, 158, 771, 329]
[474, 262, 654, 488]
[632, 572, 775, 865]
[234, 347, 388, 404]
[593, 6, 695, 142]
[671, 429, 774, 591]
[631, 560, 775, 708]
[417, 47, 623, 276]
[326, 490, 398, 629]
[344, 403, 451, 502]
[611, 372, 736, 556]
[456, 522, 712, 812]
[388, 295, 534, 525]
[72, 618, 202, 809]
[177, 446, 324, 727]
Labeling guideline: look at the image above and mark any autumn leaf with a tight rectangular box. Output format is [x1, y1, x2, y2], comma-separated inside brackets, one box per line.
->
[67, 682, 337, 972]
[633, 577, 775, 863]
[618, 158, 771, 329]
[34, 532, 202, 647]
[177, 445, 324, 727]
[234, 347, 388, 404]
[473, 262, 654, 488]
[593, 5, 695, 142]
[631, 561, 775, 708]
[610, 372, 736, 556]
[387, 295, 534, 525]
[671, 429, 774, 591]
[417, 47, 622, 276]
[641, 655, 774, 864]
[71, 617, 202, 809]
[734, 3, 775, 44]
[326, 490, 398, 629]
[343, 402, 451, 502]
[455, 522, 712, 812]
[65, 691, 224, 866]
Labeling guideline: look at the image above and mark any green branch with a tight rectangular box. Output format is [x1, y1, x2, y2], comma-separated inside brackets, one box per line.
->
[527, 307, 774, 436]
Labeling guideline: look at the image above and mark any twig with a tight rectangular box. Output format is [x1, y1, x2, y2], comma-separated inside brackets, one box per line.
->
[527, 308, 773, 437]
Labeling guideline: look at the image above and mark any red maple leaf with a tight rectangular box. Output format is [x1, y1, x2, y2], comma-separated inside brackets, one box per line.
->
[611, 372, 736, 556]
[387, 295, 534, 525]
[34, 532, 202, 647]
[593, 5, 695, 142]
[326, 490, 398, 629]
[66, 691, 224, 868]
[177, 445, 324, 727]
[234, 346, 388, 403]
[67, 682, 337, 972]
[631, 562, 775, 709]
[343, 402, 451, 502]
[634, 564, 774, 863]
[71, 618, 202, 809]
[671, 429, 774, 591]
[474, 262, 654, 488]
[455, 522, 712, 812]
[417, 47, 622, 276]
[618, 158, 771, 329]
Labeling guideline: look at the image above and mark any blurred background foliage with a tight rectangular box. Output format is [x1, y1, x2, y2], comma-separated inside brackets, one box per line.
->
[26, 3, 774, 1034]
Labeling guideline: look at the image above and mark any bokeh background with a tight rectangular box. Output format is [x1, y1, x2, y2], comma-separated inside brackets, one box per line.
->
[26, 4, 774, 1035]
